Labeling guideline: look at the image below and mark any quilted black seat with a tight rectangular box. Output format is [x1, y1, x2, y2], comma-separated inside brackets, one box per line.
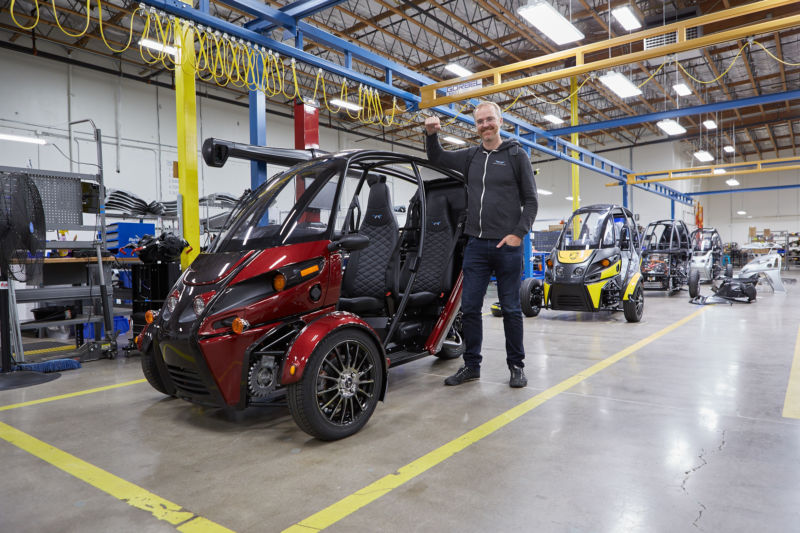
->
[339, 176, 398, 315]
[397, 194, 455, 307]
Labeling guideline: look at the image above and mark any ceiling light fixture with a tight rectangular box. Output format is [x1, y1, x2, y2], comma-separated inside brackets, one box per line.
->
[611, 6, 642, 31]
[517, 0, 584, 45]
[444, 63, 473, 77]
[694, 150, 714, 162]
[656, 119, 686, 136]
[542, 114, 564, 125]
[723, 145, 735, 153]
[0, 133, 46, 145]
[703, 120, 717, 130]
[737, 210, 747, 215]
[726, 178, 740, 186]
[672, 83, 692, 96]
[442, 135, 466, 145]
[139, 38, 178, 58]
[330, 98, 362, 111]
[538, 188, 553, 195]
[599, 71, 642, 98]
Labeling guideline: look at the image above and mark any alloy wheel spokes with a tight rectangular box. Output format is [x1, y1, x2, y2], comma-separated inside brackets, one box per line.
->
[316, 340, 376, 426]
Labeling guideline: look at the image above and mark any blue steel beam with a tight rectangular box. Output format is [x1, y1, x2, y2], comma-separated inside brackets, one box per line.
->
[687, 183, 800, 196]
[548, 89, 800, 136]
[245, 0, 349, 33]
[212, 0, 295, 30]
[140, 0, 693, 205]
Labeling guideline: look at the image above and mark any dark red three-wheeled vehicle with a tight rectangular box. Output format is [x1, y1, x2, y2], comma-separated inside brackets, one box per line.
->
[136, 139, 467, 440]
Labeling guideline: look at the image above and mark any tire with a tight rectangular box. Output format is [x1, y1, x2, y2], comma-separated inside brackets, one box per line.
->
[725, 263, 733, 278]
[623, 280, 644, 323]
[436, 312, 464, 360]
[140, 346, 171, 396]
[490, 303, 503, 317]
[288, 329, 383, 441]
[688, 269, 701, 298]
[744, 284, 757, 302]
[520, 278, 542, 317]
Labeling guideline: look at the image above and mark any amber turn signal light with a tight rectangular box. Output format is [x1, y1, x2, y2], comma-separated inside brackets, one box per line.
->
[601, 259, 610, 267]
[145, 310, 155, 324]
[273, 273, 287, 291]
[232, 317, 250, 334]
[546, 259, 553, 268]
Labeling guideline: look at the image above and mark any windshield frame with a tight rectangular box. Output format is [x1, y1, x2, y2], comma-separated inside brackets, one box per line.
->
[557, 206, 616, 250]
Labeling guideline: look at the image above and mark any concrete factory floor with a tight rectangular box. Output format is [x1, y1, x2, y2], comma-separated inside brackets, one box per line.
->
[1, 280, 799, 533]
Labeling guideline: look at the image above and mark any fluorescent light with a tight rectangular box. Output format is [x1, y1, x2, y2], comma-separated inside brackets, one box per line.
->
[656, 119, 686, 136]
[599, 71, 642, 98]
[723, 145, 735, 153]
[542, 114, 564, 125]
[694, 150, 714, 162]
[445, 63, 473, 77]
[518, 1, 584, 45]
[442, 135, 466, 145]
[673, 83, 691, 96]
[330, 98, 362, 111]
[737, 210, 747, 215]
[0, 133, 46, 145]
[538, 189, 553, 195]
[139, 38, 178, 58]
[726, 178, 740, 186]
[611, 6, 642, 31]
[712, 168, 726, 174]
[703, 120, 717, 130]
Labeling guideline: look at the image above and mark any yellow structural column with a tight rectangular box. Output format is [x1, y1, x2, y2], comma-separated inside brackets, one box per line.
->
[175, 23, 200, 269]
[570, 75, 580, 235]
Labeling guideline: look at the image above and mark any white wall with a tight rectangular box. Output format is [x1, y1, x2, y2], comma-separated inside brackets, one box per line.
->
[530, 141, 696, 231]
[1, 46, 796, 248]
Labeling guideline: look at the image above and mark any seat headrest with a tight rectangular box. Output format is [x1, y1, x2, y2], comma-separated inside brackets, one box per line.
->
[364, 180, 393, 226]
[426, 194, 451, 233]
[366, 174, 387, 187]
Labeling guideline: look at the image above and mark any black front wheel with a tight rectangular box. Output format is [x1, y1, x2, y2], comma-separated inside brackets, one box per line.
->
[520, 278, 542, 317]
[623, 280, 644, 323]
[288, 329, 383, 441]
[688, 269, 701, 298]
[140, 347, 172, 396]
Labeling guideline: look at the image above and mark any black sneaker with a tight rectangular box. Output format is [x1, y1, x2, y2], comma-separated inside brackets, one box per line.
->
[444, 366, 480, 386]
[509, 366, 527, 388]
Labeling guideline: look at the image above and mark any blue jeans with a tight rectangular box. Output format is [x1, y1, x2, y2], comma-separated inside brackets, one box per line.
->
[461, 237, 525, 369]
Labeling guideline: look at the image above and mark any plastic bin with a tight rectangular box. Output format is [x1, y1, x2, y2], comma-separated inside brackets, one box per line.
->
[81, 316, 130, 339]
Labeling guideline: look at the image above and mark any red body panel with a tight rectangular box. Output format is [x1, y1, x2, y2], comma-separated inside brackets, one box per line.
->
[280, 311, 381, 385]
[198, 322, 279, 406]
[424, 272, 463, 354]
[198, 241, 342, 336]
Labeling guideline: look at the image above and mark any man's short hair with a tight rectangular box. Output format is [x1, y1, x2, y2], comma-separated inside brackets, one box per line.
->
[474, 100, 502, 119]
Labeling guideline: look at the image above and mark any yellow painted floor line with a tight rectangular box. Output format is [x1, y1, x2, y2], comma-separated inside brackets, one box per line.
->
[23, 344, 76, 355]
[283, 307, 708, 533]
[0, 379, 146, 412]
[782, 325, 800, 419]
[0, 421, 234, 532]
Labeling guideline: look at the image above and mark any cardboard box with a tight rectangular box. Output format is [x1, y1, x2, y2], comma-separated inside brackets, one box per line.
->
[548, 224, 564, 232]
[748, 226, 756, 238]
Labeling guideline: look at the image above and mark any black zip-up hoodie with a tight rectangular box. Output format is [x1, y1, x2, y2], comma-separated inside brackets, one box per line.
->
[426, 132, 538, 240]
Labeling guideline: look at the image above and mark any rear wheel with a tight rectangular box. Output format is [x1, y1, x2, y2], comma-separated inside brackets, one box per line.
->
[288, 329, 383, 441]
[437, 312, 464, 359]
[520, 278, 542, 317]
[623, 280, 644, 323]
[725, 263, 733, 278]
[140, 347, 171, 396]
[688, 270, 700, 298]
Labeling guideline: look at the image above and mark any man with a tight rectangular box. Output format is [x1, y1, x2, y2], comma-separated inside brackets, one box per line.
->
[425, 101, 538, 388]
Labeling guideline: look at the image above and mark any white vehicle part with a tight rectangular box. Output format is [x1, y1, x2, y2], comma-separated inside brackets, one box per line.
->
[739, 251, 785, 293]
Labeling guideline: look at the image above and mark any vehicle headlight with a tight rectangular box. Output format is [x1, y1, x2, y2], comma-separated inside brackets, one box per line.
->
[573, 267, 585, 277]
[555, 265, 565, 278]
[192, 296, 206, 316]
[166, 295, 178, 312]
